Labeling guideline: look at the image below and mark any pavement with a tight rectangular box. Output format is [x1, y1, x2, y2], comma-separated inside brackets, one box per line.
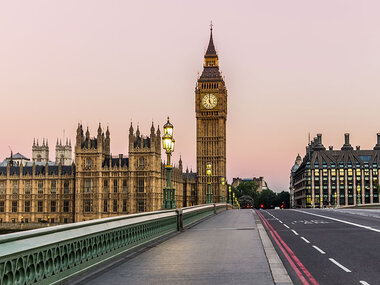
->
[73, 209, 291, 285]
[257, 209, 380, 285]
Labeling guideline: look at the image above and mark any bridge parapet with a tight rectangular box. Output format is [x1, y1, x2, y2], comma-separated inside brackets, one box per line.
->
[0, 203, 229, 285]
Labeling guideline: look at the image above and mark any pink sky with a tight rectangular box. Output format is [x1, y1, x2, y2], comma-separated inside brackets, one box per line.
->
[1, 0, 380, 191]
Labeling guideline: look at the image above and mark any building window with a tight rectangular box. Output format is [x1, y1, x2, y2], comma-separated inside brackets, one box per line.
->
[123, 180, 127, 192]
[138, 157, 145, 169]
[104, 180, 108, 192]
[12, 181, 18, 194]
[137, 178, 144, 193]
[63, 201, 70, 212]
[0, 183, 4, 194]
[24, 201, 30, 213]
[84, 200, 92, 212]
[12, 201, 17, 212]
[103, 200, 108, 212]
[84, 179, 92, 193]
[64, 182, 70, 194]
[113, 180, 118, 193]
[51, 181, 56, 194]
[38, 182, 43, 194]
[51, 201, 56, 213]
[113, 199, 117, 212]
[123, 199, 127, 212]
[137, 200, 145, 212]
[38, 201, 43, 212]
[0, 201, 4, 212]
[25, 181, 31, 194]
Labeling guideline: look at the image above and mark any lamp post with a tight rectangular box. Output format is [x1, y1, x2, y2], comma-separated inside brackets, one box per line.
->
[206, 162, 213, 203]
[162, 117, 176, 209]
[221, 178, 225, 202]
[228, 185, 231, 204]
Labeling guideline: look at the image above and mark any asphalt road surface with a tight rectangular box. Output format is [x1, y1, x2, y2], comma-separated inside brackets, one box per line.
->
[256, 208, 380, 285]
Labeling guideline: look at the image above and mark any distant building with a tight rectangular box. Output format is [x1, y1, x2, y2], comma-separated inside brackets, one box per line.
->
[232, 177, 269, 192]
[0, 153, 30, 167]
[292, 133, 380, 208]
[32, 138, 49, 163]
[55, 139, 72, 166]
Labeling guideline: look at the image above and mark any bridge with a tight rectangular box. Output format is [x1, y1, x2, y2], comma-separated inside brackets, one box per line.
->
[0, 204, 291, 285]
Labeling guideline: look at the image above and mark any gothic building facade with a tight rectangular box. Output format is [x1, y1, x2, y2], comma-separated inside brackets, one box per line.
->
[0, 124, 196, 223]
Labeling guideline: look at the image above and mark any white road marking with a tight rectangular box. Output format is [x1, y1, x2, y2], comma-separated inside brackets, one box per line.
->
[284, 224, 290, 229]
[301, 237, 310, 243]
[312, 245, 326, 254]
[329, 258, 351, 272]
[292, 210, 380, 233]
[279, 220, 283, 224]
[360, 281, 370, 285]
[291, 229, 299, 236]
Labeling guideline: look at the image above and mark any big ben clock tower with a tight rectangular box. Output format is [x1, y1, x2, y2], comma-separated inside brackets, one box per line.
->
[196, 25, 227, 204]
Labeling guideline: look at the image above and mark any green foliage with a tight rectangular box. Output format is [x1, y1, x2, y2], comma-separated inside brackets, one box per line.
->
[230, 181, 290, 209]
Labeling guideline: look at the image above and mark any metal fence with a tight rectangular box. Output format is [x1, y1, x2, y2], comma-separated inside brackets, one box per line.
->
[0, 203, 229, 285]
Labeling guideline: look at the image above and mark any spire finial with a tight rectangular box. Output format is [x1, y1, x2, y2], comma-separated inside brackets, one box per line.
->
[210, 20, 213, 31]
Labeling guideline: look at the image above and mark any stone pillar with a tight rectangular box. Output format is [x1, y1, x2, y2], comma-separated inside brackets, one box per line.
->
[345, 170, 348, 206]
[370, 170, 373, 204]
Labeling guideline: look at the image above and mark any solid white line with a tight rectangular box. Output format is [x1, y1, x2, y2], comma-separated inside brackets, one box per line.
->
[329, 258, 351, 272]
[360, 281, 370, 285]
[301, 237, 310, 243]
[291, 229, 299, 236]
[284, 224, 290, 229]
[292, 210, 380, 233]
[312, 245, 326, 254]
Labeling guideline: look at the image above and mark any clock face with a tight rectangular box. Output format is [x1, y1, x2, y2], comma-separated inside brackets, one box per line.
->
[202, 93, 217, 109]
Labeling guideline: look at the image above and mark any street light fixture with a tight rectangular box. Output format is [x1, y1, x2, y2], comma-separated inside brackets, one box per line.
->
[228, 185, 231, 204]
[162, 117, 176, 209]
[221, 178, 225, 202]
[206, 162, 213, 203]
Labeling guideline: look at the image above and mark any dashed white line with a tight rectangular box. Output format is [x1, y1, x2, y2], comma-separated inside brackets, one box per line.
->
[301, 237, 310, 244]
[292, 210, 380, 233]
[279, 220, 283, 224]
[283, 224, 290, 229]
[291, 229, 299, 236]
[360, 281, 370, 285]
[312, 245, 326, 254]
[329, 258, 351, 272]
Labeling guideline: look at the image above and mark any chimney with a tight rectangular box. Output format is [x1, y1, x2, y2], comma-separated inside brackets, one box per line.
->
[317, 134, 322, 144]
[374, 133, 380, 150]
[329, 146, 333, 151]
[345, 133, 350, 145]
[356, 146, 360, 150]
[341, 133, 353, 150]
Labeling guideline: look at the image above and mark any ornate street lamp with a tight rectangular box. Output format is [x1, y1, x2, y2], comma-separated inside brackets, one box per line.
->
[228, 185, 231, 204]
[206, 162, 213, 203]
[221, 178, 225, 202]
[162, 117, 176, 209]
[357, 186, 361, 205]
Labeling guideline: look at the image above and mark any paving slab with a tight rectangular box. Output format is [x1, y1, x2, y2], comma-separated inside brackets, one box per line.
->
[79, 209, 275, 285]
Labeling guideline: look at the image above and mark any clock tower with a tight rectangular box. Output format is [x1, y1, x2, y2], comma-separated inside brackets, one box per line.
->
[196, 25, 227, 204]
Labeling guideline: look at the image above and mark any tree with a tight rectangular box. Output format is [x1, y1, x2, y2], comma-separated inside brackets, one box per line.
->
[276, 191, 290, 208]
[236, 181, 259, 198]
[257, 189, 278, 209]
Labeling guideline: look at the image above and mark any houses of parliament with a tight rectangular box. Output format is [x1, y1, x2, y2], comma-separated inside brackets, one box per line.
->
[0, 27, 228, 223]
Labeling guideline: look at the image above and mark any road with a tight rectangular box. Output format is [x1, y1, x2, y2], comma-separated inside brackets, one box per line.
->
[256, 208, 380, 285]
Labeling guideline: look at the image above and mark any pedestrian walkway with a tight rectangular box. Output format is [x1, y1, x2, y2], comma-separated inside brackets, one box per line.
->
[74, 209, 277, 285]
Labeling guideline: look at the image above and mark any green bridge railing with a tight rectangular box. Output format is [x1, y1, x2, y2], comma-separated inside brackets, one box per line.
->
[0, 203, 230, 285]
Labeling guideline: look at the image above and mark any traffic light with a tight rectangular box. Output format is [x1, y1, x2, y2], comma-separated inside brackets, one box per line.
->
[260, 204, 264, 209]
[281, 204, 284, 209]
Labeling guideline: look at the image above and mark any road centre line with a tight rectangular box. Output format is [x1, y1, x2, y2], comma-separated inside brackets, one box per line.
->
[292, 210, 380, 233]
[360, 281, 370, 285]
[329, 258, 351, 272]
[312, 245, 326, 254]
[279, 220, 283, 223]
[301, 237, 310, 243]
[291, 229, 299, 236]
[284, 224, 290, 229]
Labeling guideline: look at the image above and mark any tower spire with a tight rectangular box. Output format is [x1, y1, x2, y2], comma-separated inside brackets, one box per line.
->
[205, 21, 217, 58]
